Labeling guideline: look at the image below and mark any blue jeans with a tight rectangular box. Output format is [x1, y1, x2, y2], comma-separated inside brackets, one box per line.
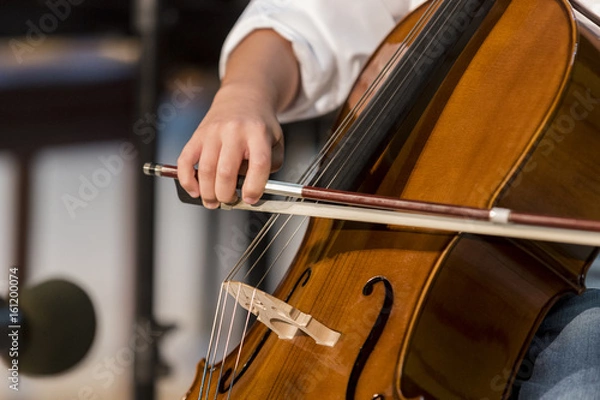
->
[511, 289, 600, 399]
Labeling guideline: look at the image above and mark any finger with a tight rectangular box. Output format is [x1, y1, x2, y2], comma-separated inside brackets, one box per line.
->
[177, 140, 202, 198]
[242, 137, 272, 204]
[271, 139, 284, 172]
[215, 141, 245, 204]
[197, 140, 221, 209]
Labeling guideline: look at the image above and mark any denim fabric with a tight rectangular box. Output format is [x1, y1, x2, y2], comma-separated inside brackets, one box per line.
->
[512, 289, 600, 399]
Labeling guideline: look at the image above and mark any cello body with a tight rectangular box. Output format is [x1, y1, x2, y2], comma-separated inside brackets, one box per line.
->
[186, 0, 600, 399]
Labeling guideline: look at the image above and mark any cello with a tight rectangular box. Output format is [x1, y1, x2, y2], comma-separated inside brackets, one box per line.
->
[148, 0, 600, 398]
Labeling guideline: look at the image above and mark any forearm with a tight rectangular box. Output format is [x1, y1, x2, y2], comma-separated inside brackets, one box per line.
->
[220, 29, 300, 113]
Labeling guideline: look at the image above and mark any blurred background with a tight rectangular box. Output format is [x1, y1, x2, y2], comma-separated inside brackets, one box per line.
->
[0, 0, 326, 399]
[0, 1, 599, 400]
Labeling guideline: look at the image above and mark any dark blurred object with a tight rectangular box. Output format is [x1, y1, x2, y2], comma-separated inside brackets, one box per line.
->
[0, 279, 96, 375]
[0, 0, 248, 67]
[0, 37, 138, 151]
[164, 0, 248, 66]
[0, 36, 139, 286]
[0, 1, 132, 37]
[131, 1, 169, 399]
[0, 1, 247, 399]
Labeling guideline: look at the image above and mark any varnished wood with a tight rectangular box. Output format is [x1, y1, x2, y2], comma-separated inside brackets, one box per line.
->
[184, 0, 600, 399]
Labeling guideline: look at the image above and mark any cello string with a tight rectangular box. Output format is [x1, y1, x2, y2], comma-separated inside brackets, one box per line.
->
[233, 0, 458, 320]
[201, 285, 231, 400]
[201, 216, 285, 397]
[294, 1, 442, 188]
[226, 286, 258, 400]
[272, 0, 448, 212]
[215, 282, 244, 400]
[314, 0, 460, 191]
[208, 288, 232, 400]
[240, 215, 297, 281]
[216, 215, 310, 399]
[217, 217, 301, 399]
[223, 214, 281, 281]
[245, 1, 443, 195]
[203, 0, 446, 394]
[206, 0, 450, 392]
[237, 0, 453, 275]
[313, 0, 446, 174]
[250, 213, 312, 290]
[201, 215, 290, 398]
[233, 0, 447, 288]
[203, 0, 452, 395]
[201, 218, 283, 398]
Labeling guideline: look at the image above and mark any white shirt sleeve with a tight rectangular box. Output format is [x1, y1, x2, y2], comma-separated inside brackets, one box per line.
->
[579, 0, 600, 16]
[219, 0, 426, 123]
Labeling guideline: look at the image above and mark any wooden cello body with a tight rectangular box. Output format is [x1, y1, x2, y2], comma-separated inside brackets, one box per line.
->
[185, 0, 600, 399]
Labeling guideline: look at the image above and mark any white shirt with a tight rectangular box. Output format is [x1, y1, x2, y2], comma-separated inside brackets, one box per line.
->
[219, 0, 425, 122]
[220, 1, 600, 123]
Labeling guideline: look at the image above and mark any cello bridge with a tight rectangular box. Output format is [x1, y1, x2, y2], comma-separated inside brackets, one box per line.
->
[224, 281, 341, 347]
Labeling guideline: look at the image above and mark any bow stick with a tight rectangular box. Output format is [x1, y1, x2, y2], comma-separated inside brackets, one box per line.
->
[143, 163, 600, 247]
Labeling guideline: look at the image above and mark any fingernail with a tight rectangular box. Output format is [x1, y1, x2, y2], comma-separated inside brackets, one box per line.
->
[189, 190, 199, 198]
[243, 196, 258, 204]
[203, 201, 219, 209]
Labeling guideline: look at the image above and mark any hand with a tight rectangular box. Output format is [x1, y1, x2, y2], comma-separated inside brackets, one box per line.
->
[177, 29, 298, 208]
[177, 83, 284, 209]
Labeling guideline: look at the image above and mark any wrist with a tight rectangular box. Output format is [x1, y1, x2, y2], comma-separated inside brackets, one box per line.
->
[220, 30, 299, 113]
[217, 80, 280, 112]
